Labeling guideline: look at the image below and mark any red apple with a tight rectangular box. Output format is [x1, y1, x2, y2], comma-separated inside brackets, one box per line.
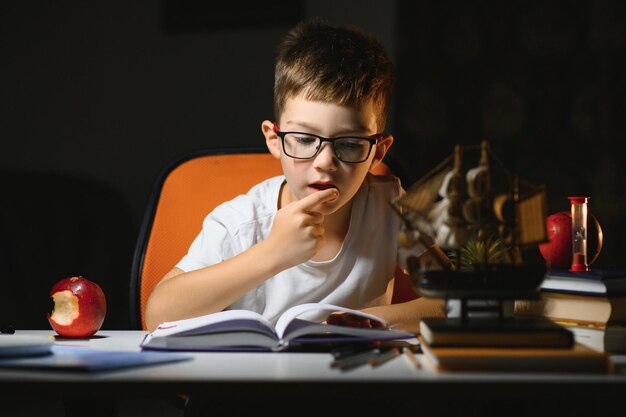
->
[48, 276, 107, 338]
[539, 211, 572, 268]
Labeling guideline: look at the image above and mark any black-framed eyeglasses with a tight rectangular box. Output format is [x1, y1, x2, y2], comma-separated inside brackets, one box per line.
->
[272, 123, 382, 164]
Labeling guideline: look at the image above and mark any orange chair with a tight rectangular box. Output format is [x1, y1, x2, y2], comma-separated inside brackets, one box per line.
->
[130, 147, 416, 330]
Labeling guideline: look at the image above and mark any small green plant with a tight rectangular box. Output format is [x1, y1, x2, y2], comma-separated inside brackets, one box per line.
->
[448, 236, 508, 270]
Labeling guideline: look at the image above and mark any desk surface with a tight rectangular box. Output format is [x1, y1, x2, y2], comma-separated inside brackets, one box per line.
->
[2, 330, 626, 401]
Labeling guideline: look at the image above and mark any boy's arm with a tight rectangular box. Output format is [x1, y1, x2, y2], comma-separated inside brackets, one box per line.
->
[326, 297, 446, 334]
[360, 240, 450, 333]
[145, 240, 285, 332]
[326, 243, 451, 333]
[360, 297, 446, 334]
[145, 188, 338, 332]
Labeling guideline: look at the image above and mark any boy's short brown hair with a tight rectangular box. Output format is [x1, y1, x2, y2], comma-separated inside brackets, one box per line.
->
[274, 20, 393, 132]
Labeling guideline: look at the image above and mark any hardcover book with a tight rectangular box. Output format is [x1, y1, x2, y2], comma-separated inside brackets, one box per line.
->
[419, 316, 574, 348]
[557, 323, 626, 354]
[141, 303, 415, 352]
[515, 292, 626, 327]
[541, 268, 626, 296]
[419, 336, 610, 373]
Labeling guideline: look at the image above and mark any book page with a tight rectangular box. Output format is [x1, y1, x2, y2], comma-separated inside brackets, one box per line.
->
[150, 309, 275, 338]
[274, 303, 388, 339]
[279, 318, 415, 347]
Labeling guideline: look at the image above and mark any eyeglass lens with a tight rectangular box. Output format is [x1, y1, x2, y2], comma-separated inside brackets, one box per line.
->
[283, 133, 372, 163]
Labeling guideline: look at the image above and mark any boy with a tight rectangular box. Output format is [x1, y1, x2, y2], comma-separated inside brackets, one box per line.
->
[145, 20, 446, 333]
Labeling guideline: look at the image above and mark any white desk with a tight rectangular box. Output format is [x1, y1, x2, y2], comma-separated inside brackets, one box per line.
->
[2, 330, 626, 416]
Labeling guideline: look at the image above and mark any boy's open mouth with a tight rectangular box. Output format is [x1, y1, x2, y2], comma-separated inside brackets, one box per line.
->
[309, 182, 337, 191]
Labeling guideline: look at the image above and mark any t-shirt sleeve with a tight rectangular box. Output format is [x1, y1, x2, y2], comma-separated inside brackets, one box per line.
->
[175, 211, 236, 273]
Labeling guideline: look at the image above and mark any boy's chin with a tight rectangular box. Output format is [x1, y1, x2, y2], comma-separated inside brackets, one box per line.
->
[316, 200, 343, 216]
[317, 207, 335, 216]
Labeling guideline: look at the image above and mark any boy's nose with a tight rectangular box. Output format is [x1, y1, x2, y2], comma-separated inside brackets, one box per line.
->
[312, 142, 337, 169]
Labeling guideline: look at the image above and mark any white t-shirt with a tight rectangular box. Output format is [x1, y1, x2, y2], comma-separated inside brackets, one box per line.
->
[176, 173, 408, 325]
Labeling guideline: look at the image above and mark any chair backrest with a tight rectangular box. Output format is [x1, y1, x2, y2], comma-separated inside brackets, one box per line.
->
[130, 147, 415, 330]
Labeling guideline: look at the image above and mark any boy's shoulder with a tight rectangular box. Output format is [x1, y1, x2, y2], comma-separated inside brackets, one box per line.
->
[211, 175, 284, 222]
[361, 172, 403, 202]
[245, 175, 285, 199]
[364, 172, 402, 189]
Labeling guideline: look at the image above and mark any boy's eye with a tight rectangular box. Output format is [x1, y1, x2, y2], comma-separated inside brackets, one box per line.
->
[337, 140, 366, 150]
[293, 135, 318, 146]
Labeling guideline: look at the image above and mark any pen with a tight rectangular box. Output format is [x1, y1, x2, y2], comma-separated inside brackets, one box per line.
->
[331, 348, 380, 370]
[331, 344, 376, 359]
[402, 346, 421, 369]
[368, 347, 400, 367]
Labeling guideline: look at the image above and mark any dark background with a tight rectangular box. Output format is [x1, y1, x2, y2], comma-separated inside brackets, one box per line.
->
[1, 0, 625, 331]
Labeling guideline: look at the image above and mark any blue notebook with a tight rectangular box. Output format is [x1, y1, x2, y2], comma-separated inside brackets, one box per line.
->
[0, 334, 54, 357]
[0, 345, 192, 372]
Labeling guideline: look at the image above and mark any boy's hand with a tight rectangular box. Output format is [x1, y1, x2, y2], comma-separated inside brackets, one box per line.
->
[267, 188, 338, 267]
[325, 312, 386, 329]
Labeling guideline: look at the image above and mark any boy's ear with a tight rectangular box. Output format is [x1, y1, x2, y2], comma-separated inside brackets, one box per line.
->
[370, 134, 394, 170]
[262, 120, 281, 159]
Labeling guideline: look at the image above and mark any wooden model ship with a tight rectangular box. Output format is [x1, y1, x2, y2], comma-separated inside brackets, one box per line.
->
[392, 141, 549, 316]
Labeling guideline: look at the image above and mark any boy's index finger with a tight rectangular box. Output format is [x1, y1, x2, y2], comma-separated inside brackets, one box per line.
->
[297, 188, 338, 210]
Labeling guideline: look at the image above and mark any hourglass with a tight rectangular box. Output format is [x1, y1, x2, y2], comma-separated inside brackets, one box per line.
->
[569, 196, 590, 272]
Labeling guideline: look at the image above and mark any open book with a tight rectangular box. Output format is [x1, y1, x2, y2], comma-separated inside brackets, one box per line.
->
[140, 303, 415, 352]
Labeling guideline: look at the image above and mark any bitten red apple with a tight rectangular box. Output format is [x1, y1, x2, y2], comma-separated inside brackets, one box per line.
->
[539, 211, 572, 268]
[48, 276, 107, 338]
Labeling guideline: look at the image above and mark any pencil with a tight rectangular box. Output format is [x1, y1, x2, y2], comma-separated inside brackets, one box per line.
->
[403, 346, 421, 369]
[368, 347, 401, 367]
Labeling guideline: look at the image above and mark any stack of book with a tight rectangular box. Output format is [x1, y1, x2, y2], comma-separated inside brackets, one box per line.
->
[418, 315, 610, 373]
[515, 268, 626, 353]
